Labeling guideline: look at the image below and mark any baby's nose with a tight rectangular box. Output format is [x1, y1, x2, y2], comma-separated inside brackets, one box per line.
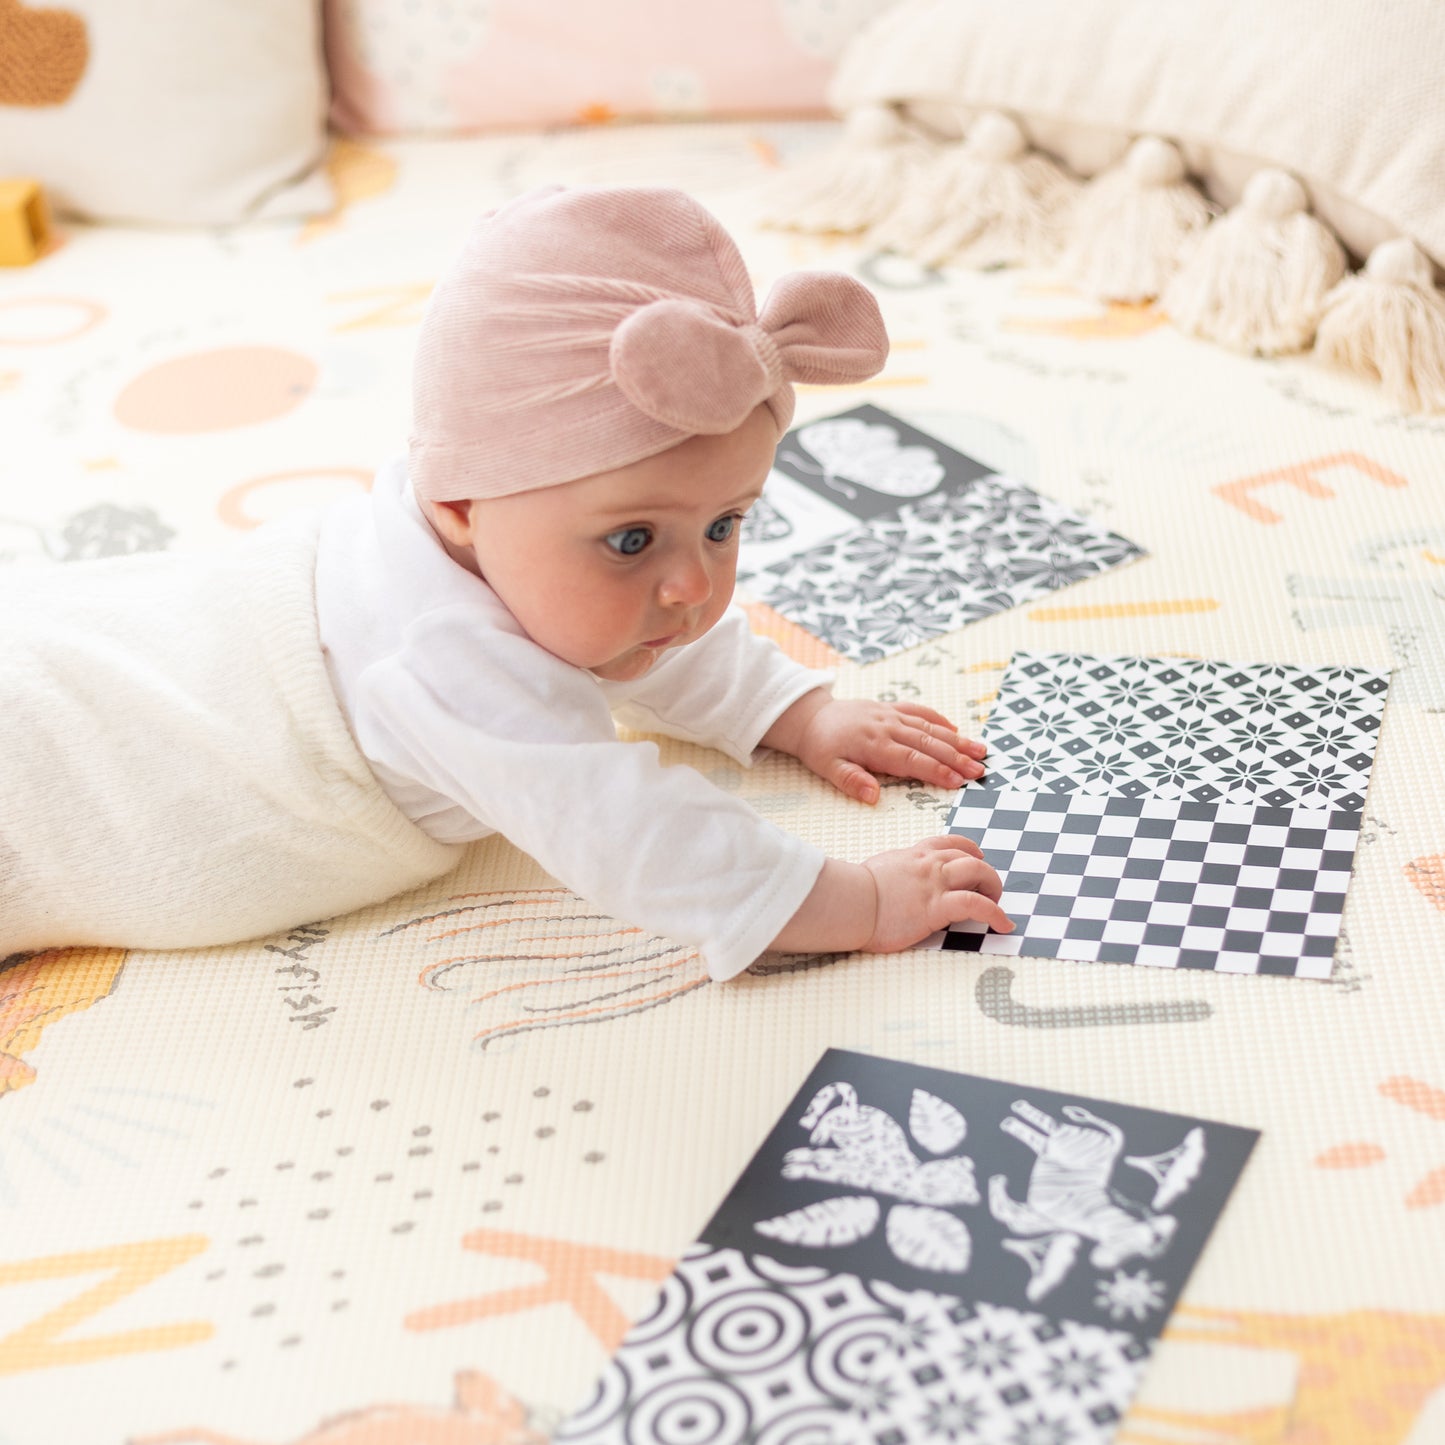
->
[658, 553, 712, 607]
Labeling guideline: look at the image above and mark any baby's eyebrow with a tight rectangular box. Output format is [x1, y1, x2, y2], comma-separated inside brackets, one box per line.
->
[590, 490, 762, 520]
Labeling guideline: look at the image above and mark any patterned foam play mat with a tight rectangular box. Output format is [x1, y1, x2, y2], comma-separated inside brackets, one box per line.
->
[3, 120, 1444, 1443]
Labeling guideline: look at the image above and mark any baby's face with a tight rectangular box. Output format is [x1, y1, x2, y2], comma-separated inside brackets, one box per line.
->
[428, 404, 776, 682]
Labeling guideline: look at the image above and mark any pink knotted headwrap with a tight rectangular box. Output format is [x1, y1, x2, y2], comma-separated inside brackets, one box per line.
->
[409, 185, 888, 501]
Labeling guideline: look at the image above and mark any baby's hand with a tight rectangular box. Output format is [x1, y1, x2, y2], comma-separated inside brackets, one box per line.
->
[777, 694, 986, 804]
[862, 835, 1014, 952]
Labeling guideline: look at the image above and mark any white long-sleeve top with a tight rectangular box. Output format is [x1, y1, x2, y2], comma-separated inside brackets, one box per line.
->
[314, 460, 831, 980]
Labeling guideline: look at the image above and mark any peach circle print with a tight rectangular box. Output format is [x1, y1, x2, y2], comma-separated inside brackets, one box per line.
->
[218, 468, 372, 530]
[0, 296, 105, 345]
[114, 346, 318, 433]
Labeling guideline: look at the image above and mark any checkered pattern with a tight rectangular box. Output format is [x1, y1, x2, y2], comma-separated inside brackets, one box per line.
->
[944, 789, 1360, 978]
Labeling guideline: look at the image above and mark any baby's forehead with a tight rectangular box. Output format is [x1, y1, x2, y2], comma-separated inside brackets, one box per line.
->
[565, 471, 763, 521]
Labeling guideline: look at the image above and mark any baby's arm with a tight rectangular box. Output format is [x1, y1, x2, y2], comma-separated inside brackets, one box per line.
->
[769, 835, 1013, 954]
[762, 687, 986, 803]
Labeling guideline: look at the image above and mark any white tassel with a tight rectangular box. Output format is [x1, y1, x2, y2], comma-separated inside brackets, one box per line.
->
[1058, 137, 1213, 303]
[867, 111, 1079, 269]
[759, 103, 931, 234]
[1315, 238, 1445, 413]
[1162, 170, 1347, 355]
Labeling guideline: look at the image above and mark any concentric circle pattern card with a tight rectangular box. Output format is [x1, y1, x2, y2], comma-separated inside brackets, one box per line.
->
[557, 1048, 1258, 1444]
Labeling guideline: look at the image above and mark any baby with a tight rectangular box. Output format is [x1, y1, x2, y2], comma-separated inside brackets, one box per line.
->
[1, 185, 1010, 977]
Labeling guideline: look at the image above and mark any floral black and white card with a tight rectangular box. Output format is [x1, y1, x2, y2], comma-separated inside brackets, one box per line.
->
[737, 406, 1145, 662]
[556, 1049, 1257, 1445]
[942, 652, 1390, 976]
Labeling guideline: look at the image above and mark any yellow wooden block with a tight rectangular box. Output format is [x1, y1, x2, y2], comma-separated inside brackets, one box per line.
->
[0, 179, 53, 266]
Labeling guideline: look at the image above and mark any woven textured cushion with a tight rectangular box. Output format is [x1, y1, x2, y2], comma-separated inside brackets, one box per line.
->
[831, 0, 1445, 271]
[0, 0, 331, 225]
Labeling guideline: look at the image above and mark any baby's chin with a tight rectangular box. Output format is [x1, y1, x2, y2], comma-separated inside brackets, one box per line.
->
[587, 647, 661, 683]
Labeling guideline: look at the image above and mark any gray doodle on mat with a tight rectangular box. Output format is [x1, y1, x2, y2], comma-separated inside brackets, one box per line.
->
[0, 503, 175, 564]
[1289, 526, 1445, 708]
[974, 966, 1213, 1028]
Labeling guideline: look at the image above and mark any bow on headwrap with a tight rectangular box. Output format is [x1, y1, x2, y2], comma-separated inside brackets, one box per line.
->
[409, 185, 889, 501]
[610, 271, 889, 436]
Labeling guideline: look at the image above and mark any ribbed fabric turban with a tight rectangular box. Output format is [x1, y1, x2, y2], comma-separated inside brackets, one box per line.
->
[408, 184, 889, 501]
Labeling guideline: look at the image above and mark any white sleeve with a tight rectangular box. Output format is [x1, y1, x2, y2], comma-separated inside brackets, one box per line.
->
[600, 605, 833, 765]
[348, 609, 826, 981]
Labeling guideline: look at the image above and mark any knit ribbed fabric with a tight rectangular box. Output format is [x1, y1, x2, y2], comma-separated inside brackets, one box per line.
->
[0, 514, 462, 953]
[408, 185, 889, 501]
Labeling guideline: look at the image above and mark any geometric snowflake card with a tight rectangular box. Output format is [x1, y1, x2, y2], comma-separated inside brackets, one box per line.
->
[703, 1048, 1258, 1342]
[942, 650, 1390, 978]
[983, 651, 1390, 811]
[557, 1048, 1257, 1445]
[738, 407, 1146, 662]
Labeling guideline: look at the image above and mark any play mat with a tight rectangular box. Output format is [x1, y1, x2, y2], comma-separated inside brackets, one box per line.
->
[3, 119, 1444, 1443]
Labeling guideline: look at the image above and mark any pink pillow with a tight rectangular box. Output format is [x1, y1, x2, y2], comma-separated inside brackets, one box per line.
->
[324, 0, 895, 134]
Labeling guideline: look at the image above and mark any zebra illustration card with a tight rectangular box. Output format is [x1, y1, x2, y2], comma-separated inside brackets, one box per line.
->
[556, 1049, 1257, 1445]
[737, 405, 1145, 662]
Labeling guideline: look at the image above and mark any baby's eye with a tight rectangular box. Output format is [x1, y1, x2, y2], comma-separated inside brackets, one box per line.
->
[605, 526, 652, 556]
[705, 514, 737, 544]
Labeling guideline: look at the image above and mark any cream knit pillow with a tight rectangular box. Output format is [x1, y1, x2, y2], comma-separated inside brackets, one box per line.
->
[767, 0, 1445, 407]
[828, 0, 1444, 273]
[0, 0, 331, 225]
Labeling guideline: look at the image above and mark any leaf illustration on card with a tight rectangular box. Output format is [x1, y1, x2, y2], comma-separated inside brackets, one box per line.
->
[754, 1194, 880, 1248]
[885, 1204, 972, 1273]
[910, 1088, 967, 1154]
[792, 419, 945, 500]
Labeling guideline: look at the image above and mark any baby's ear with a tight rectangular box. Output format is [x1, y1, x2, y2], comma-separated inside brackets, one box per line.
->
[422, 497, 476, 545]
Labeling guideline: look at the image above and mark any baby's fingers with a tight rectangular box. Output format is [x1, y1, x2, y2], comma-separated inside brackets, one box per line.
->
[915, 834, 984, 860]
[942, 853, 1005, 903]
[830, 757, 882, 805]
[883, 724, 985, 787]
[894, 703, 987, 761]
[944, 890, 1015, 934]
[892, 701, 956, 730]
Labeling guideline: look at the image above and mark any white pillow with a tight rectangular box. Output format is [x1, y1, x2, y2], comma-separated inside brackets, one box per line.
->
[0, 0, 331, 225]
[830, 0, 1445, 272]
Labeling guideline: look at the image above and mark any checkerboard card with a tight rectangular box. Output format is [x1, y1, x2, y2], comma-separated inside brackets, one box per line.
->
[940, 652, 1389, 975]
[943, 789, 1361, 977]
[556, 1049, 1258, 1445]
[736, 407, 1145, 662]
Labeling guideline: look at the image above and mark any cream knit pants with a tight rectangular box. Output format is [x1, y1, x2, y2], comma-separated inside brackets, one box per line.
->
[0, 514, 462, 954]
